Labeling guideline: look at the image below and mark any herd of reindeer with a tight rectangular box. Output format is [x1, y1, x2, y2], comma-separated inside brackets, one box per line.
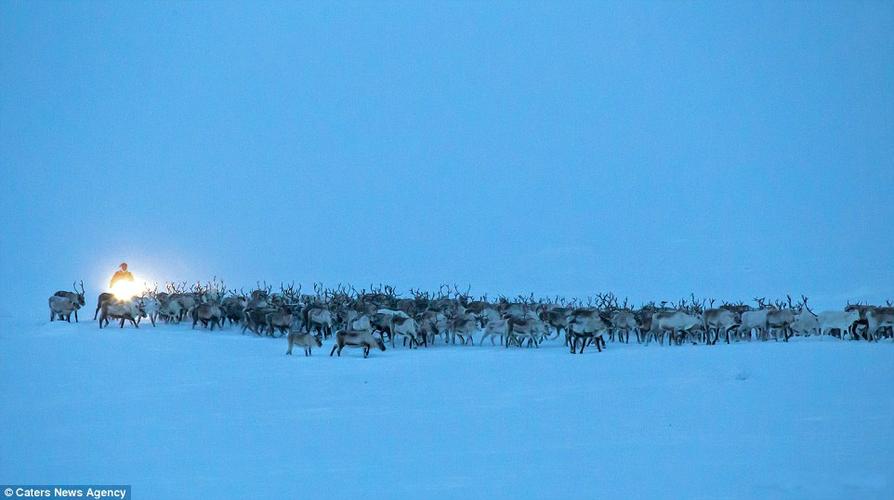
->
[48, 280, 894, 357]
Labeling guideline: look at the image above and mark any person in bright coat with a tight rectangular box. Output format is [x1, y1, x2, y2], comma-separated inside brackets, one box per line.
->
[109, 262, 134, 288]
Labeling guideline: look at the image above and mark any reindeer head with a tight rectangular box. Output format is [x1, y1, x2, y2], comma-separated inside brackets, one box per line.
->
[133, 298, 148, 318]
[73, 280, 86, 306]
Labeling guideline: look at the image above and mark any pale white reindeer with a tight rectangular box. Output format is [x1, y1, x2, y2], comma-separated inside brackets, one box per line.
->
[703, 306, 740, 345]
[48, 295, 79, 322]
[480, 318, 509, 346]
[286, 331, 323, 356]
[99, 298, 146, 329]
[818, 310, 861, 338]
[391, 315, 421, 348]
[53, 281, 86, 322]
[648, 311, 704, 346]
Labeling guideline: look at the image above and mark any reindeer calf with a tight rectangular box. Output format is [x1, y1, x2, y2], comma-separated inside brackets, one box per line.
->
[286, 332, 323, 356]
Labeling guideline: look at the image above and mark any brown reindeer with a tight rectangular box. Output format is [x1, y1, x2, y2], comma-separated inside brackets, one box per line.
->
[330, 329, 386, 358]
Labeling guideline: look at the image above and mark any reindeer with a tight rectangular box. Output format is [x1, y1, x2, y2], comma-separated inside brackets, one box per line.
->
[286, 331, 323, 356]
[341, 309, 373, 333]
[506, 317, 545, 348]
[738, 298, 771, 341]
[791, 297, 819, 337]
[99, 298, 146, 329]
[371, 308, 420, 347]
[765, 295, 802, 342]
[222, 290, 248, 326]
[567, 309, 610, 353]
[133, 283, 160, 327]
[818, 309, 861, 338]
[94, 292, 115, 320]
[703, 307, 740, 345]
[609, 310, 638, 344]
[476, 305, 503, 330]
[157, 294, 186, 324]
[766, 308, 796, 341]
[246, 282, 272, 310]
[446, 311, 478, 345]
[242, 307, 272, 335]
[304, 305, 334, 338]
[648, 311, 704, 346]
[265, 305, 294, 337]
[416, 309, 446, 346]
[480, 318, 509, 346]
[139, 295, 160, 327]
[842, 302, 894, 340]
[538, 306, 571, 340]
[49, 295, 79, 322]
[191, 302, 224, 331]
[53, 281, 86, 322]
[161, 282, 196, 323]
[634, 304, 658, 341]
[330, 329, 386, 358]
[865, 306, 894, 341]
[390, 315, 421, 348]
[370, 309, 400, 345]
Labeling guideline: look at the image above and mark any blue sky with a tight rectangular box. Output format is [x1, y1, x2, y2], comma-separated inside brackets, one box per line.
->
[1, 1, 892, 314]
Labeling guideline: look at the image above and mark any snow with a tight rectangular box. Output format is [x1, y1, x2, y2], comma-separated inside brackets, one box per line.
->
[1, 319, 892, 499]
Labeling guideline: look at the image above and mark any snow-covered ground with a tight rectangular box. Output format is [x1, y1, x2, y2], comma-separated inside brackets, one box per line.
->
[1, 318, 892, 499]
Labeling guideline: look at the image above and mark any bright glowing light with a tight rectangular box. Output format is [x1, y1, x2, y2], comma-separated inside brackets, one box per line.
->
[110, 278, 143, 300]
